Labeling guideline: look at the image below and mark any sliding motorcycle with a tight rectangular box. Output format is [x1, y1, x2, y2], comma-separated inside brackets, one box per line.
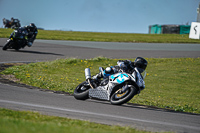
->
[73, 67, 146, 105]
[2, 27, 28, 51]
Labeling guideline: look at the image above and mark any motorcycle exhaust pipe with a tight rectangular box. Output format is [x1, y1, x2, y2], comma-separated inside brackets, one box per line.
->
[85, 68, 91, 80]
[85, 68, 94, 89]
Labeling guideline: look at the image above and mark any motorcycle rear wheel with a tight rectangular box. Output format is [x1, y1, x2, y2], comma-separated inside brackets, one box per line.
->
[110, 85, 137, 105]
[73, 81, 90, 100]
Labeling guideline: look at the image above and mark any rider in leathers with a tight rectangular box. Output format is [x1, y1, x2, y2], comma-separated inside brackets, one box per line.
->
[24, 23, 38, 47]
[93, 57, 148, 89]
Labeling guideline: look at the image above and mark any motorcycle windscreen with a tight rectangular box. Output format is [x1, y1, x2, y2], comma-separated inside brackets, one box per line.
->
[140, 70, 147, 79]
[14, 28, 27, 39]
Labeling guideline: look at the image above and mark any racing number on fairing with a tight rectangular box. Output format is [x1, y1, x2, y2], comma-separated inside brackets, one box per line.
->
[111, 73, 129, 83]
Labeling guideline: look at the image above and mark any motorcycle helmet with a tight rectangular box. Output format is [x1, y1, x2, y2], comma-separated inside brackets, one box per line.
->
[25, 23, 37, 32]
[29, 23, 36, 32]
[133, 57, 148, 73]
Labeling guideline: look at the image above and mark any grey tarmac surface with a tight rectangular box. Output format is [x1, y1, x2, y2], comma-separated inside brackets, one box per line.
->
[0, 38, 200, 63]
[0, 38, 200, 132]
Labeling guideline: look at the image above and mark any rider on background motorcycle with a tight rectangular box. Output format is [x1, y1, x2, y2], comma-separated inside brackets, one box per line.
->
[24, 23, 38, 47]
[93, 57, 148, 89]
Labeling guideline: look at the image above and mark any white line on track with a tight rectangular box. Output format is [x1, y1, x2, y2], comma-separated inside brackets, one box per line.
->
[0, 99, 199, 131]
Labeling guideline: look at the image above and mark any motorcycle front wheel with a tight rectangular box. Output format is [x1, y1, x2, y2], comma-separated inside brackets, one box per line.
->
[73, 81, 90, 100]
[110, 85, 137, 105]
[2, 39, 11, 50]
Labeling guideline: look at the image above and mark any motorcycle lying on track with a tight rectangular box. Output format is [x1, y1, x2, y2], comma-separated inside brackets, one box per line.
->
[73, 67, 146, 105]
[2, 27, 28, 51]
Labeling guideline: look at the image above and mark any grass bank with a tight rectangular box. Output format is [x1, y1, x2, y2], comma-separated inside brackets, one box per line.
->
[1, 28, 200, 43]
[1, 57, 200, 114]
[0, 108, 149, 133]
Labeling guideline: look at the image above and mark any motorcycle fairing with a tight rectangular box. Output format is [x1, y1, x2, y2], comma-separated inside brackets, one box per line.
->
[13, 27, 28, 39]
[89, 72, 131, 101]
[88, 68, 145, 101]
[89, 86, 110, 100]
[134, 68, 145, 89]
[110, 73, 129, 84]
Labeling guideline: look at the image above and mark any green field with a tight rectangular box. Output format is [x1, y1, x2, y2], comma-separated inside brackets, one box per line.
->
[1, 28, 200, 43]
[1, 57, 200, 114]
[0, 108, 149, 133]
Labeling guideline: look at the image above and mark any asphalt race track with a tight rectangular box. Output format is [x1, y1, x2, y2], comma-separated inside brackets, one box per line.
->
[0, 38, 200, 132]
[0, 38, 200, 63]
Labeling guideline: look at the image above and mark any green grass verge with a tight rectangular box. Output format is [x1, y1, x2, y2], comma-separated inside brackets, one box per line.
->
[1, 28, 200, 43]
[1, 57, 200, 114]
[0, 108, 150, 133]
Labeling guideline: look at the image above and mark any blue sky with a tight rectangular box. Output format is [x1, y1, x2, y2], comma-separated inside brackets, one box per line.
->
[0, 0, 199, 33]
